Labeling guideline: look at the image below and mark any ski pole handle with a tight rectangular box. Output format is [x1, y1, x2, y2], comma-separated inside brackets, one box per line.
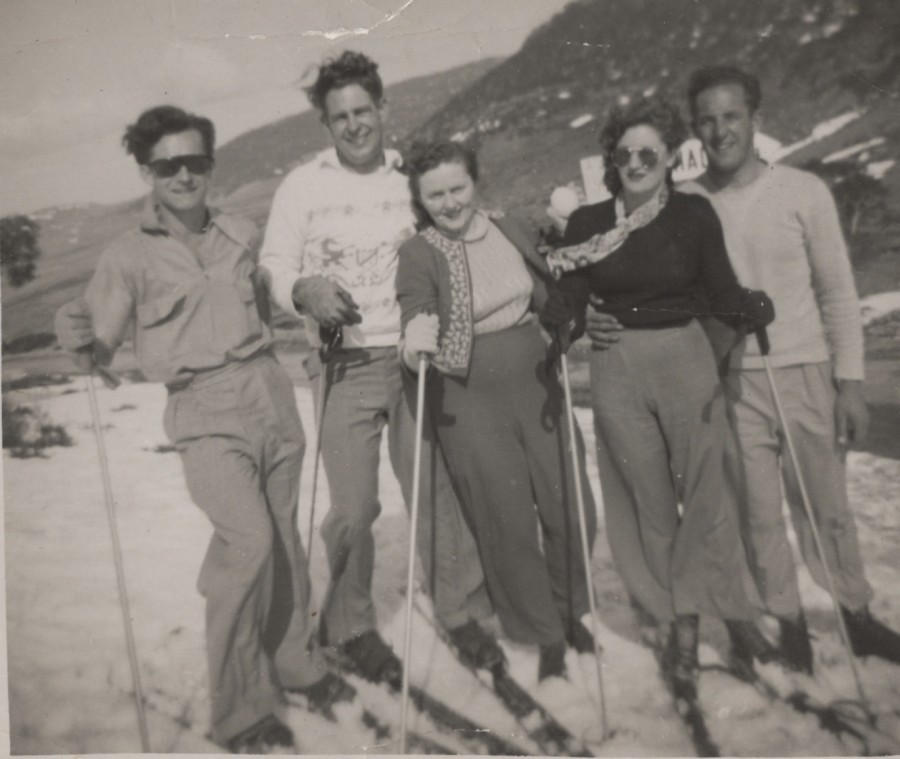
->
[755, 327, 771, 357]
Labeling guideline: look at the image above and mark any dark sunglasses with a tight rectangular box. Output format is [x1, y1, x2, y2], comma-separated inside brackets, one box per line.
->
[147, 154, 214, 178]
[611, 146, 660, 169]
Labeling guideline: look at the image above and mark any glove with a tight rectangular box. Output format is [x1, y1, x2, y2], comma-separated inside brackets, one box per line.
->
[738, 288, 775, 331]
[291, 275, 361, 329]
[54, 298, 95, 352]
[539, 288, 576, 330]
[401, 313, 439, 370]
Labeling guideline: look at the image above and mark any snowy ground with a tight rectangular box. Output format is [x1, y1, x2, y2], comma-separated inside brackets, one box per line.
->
[4, 371, 900, 755]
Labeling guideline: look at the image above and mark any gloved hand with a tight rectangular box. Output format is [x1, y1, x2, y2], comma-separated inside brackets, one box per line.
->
[292, 275, 361, 329]
[401, 313, 439, 370]
[539, 288, 575, 330]
[54, 298, 95, 352]
[738, 288, 775, 331]
[585, 295, 621, 349]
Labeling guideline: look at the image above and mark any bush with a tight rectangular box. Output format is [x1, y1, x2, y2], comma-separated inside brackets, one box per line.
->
[0, 215, 42, 287]
[2, 397, 74, 458]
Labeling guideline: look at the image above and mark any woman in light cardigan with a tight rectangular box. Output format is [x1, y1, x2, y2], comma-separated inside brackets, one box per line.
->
[395, 140, 596, 681]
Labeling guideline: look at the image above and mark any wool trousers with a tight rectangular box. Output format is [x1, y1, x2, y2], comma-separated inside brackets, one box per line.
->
[589, 320, 762, 623]
[305, 346, 491, 646]
[163, 352, 324, 744]
[429, 322, 597, 645]
[722, 362, 872, 618]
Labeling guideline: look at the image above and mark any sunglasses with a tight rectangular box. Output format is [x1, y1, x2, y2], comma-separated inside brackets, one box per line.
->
[147, 154, 214, 178]
[611, 146, 660, 169]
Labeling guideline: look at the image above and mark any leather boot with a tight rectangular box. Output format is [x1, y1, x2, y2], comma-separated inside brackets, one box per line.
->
[724, 618, 782, 681]
[842, 606, 900, 664]
[666, 614, 700, 701]
[778, 612, 814, 674]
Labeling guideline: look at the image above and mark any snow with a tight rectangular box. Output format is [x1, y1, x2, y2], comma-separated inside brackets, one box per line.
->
[4, 372, 900, 755]
[866, 159, 895, 180]
[569, 114, 595, 129]
[777, 112, 861, 159]
[823, 137, 886, 163]
[860, 290, 900, 325]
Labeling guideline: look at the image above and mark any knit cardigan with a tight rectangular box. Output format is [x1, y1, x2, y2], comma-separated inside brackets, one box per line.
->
[395, 214, 554, 377]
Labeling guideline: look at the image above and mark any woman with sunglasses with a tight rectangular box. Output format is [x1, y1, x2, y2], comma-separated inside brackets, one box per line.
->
[553, 95, 780, 701]
[395, 140, 597, 682]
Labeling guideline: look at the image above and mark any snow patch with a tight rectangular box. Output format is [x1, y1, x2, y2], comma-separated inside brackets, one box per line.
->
[823, 137, 886, 163]
[860, 290, 900, 326]
[777, 111, 861, 158]
[569, 114, 595, 129]
[866, 159, 894, 180]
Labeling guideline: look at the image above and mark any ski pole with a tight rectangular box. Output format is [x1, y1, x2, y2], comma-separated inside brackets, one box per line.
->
[557, 326, 609, 741]
[305, 326, 343, 565]
[85, 368, 151, 752]
[755, 328, 871, 715]
[399, 353, 429, 755]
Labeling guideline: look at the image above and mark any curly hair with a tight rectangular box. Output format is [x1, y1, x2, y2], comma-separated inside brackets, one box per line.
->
[402, 140, 479, 230]
[687, 65, 762, 118]
[306, 51, 384, 114]
[122, 105, 215, 165]
[599, 95, 687, 196]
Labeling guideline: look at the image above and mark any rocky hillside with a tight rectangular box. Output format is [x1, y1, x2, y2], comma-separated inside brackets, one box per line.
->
[411, 0, 900, 243]
[5, 0, 900, 347]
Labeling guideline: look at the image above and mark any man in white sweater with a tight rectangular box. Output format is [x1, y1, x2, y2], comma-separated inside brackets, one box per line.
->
[259, 52, 497, 685]
[680, 64, 900, 671]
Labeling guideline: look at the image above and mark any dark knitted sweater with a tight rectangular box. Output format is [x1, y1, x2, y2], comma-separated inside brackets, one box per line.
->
[560, 191, 746, 328]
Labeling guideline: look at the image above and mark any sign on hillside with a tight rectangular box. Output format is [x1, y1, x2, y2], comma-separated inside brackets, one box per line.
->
[580, 133, 782, 203]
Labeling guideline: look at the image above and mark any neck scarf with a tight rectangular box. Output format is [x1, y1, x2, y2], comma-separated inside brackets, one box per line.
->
[546, 185, 669, 277]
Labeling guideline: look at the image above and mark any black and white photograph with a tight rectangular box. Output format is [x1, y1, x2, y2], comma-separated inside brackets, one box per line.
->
[2, 0, 899, 755]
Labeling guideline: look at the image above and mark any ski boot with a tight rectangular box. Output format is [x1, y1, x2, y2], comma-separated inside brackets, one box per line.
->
[287, 670, 357, 720]
[226, 714, 295, 754]
[725, 618, 784, 681]
[666, 614, 700, 702]
[339, 629, 403, 689]
[777, 611, 814, 674]
[842, 606, 900, 664]
[538, 639, 567, 681]
[447, 618, 506, 671]
[565, 618, 596, 654]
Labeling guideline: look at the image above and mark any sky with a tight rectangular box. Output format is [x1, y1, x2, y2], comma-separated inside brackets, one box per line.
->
[0, 0, 575, 215]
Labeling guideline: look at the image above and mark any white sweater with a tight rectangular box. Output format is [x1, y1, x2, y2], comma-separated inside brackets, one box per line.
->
[682, 164, 864, 380]
[259, 148, 415, 348]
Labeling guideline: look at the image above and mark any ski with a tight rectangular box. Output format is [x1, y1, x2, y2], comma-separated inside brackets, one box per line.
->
[667, 681, 720, 758]
[705, 662, 900, 755]
[411, 593, 592, 756]
[322, 646, 531, 756]
[286, 686, 458, 755]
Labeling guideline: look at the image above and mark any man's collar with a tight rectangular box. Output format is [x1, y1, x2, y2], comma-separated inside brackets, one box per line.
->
[138, 199, 252, 247]
[317, 147, 403, 174]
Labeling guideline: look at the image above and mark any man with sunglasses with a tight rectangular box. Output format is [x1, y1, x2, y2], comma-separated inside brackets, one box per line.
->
[54, 105, 357, 753]
[259, 52, 498, 687]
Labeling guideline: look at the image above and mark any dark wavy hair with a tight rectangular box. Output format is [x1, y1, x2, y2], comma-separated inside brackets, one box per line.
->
[599, 95, 687, 196]
[403, 140, 479, 230]
[122, 105, 215, 165]
[687, 65, 762, 118]
[306, 51, 384, 114]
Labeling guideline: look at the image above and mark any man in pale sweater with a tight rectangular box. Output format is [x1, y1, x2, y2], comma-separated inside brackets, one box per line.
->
[679, 65, 900, 671]
[259, 51, 498, 685]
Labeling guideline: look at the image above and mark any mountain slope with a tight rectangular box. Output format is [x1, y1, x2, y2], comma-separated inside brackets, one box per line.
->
[410, 0, 900, 230]
[1, 60, 499, 345]
[211, 59, 499, 196]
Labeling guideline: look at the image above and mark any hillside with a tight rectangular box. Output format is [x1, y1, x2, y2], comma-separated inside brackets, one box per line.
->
[0, 59, 499, 345]
[211, 59, 499, 196]
[4, 0, 900, 348]
[410, 0, 900, 275]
